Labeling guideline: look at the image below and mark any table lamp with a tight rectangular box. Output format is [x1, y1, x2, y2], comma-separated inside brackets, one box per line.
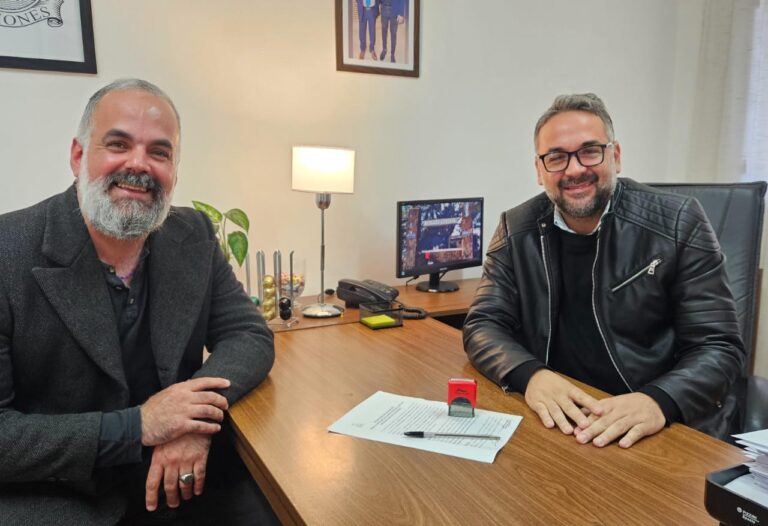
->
[292, 146, 355, 318]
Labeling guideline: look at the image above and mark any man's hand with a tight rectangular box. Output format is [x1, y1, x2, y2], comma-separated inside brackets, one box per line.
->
[397, 15, 405, 23]
[145, 433, 212, 512]
[524, 369, 603, 434]
[140, 377, 230, 446]
[573, 392, 665, 448]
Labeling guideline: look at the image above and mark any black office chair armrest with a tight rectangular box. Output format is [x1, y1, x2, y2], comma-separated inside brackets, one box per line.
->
[743, 374, 768, 433]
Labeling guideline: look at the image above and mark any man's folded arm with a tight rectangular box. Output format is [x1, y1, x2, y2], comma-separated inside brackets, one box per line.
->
[643, 198, 745, 426]
[463, 216, 541, 387]
[193, 214, 275, 404]
[96, 407, 143, 468]
[502, 361, 547, 394]
[0, 401, 103, 483]
[637, 385, 681, 425]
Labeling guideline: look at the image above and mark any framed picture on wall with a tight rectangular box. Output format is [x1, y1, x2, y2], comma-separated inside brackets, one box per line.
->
[0, 0, 97, 74]
[336, 0, 420, 78]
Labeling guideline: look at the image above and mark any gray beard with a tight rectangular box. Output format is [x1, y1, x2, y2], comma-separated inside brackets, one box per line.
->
[77, 165, 172, 239]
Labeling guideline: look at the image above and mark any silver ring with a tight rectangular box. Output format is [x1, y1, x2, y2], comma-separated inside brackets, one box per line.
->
[179, 473, 194, 485]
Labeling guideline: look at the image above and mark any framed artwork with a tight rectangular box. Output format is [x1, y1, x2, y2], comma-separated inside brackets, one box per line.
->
[336, 0, 419, 78]
[0, 0, 97, 74]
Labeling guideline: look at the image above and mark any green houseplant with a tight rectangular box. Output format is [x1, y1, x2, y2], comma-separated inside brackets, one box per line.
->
[192, 201, 250, 267]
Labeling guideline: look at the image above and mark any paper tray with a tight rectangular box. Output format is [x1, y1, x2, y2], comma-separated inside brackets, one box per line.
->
[705, 465, 767, 525]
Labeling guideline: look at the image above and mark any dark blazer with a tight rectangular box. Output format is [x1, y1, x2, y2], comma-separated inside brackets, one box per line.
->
[0, 185, 275, 525]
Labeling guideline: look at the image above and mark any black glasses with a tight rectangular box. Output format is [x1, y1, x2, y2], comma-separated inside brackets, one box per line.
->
[538, 142, 613, 173]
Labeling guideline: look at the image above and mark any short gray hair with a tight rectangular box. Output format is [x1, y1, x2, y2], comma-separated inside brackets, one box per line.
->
[534, 93, 614, 149]
[76, 78, 181, 147]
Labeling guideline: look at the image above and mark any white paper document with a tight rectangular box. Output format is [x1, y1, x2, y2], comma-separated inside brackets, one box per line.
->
[734, 429, 768, 454]
[731, 428, 768, 505]
[327, 391, 522, 463]
[725, 474, 768, 505]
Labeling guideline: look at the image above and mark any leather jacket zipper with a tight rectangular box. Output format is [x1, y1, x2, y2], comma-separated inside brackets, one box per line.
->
[610, 257, 663, 293]
[592, 235, 633, 392]
[540, 233, 553, 365]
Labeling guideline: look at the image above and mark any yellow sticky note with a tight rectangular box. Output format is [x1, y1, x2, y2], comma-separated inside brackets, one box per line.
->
[360, 314, 397, 329]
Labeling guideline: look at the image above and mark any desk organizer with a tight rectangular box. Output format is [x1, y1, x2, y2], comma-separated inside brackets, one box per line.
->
[359, 301, 403, 330]
[705, 464, 767, 524]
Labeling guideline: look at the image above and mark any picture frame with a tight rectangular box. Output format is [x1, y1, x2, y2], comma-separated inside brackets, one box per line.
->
[335, 0, 420, 78]
[0, 0, 97, 74]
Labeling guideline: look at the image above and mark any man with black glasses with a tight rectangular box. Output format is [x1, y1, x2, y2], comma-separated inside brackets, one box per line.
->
[464, 93, 744, 447]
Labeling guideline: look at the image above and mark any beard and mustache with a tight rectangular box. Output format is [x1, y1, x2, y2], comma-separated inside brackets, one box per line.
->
[77, 156, 172, 239]
[547, 171, 616, 219]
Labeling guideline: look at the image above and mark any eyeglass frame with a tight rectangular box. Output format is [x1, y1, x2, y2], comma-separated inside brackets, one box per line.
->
[537, 142, 614, 173]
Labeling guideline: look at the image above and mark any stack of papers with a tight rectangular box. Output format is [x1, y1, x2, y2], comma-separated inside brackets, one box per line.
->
[328, 391, 522, 463]
[729, 429, 768, 503]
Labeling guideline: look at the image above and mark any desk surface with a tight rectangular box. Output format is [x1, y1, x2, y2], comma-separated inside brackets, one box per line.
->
[230, 318, 743, 525]
[395, 277, 481, 316]
[270, 278, 481, 333]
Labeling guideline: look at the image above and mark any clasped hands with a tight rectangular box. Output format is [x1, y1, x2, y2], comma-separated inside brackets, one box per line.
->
[140, 377, 231, 512]
[524, 369, 665, 448]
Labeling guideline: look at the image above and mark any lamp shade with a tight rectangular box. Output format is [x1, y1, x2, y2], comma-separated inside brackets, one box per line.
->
[292, 146, 355, 194]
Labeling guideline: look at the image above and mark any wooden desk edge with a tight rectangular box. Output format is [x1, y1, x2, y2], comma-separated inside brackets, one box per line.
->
[230, 416, 304, 526]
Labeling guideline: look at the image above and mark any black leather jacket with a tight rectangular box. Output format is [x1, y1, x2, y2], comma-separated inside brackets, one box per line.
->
[463, 178, 745, 438]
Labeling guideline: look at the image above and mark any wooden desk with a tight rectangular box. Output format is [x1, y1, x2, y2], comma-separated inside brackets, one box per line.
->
[396, 277, 481, 317]
[230, 319, 743, 525]
[270, 278, 481, 333]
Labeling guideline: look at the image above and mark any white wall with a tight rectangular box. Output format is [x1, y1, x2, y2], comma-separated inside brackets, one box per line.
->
[3, 0, 765, 375]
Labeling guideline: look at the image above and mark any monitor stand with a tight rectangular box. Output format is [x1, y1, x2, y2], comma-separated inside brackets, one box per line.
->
[416, 272, 459, 293]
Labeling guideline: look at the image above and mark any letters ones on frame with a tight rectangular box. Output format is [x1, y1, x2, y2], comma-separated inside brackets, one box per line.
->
[0, 0, 97, 74]
[336, 0, 420, 78]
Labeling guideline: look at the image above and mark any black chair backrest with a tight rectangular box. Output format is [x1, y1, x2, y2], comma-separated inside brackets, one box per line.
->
[650, 182, 767, 375]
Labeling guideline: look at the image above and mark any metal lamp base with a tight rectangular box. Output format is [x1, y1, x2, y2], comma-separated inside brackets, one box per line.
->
[301, 303, 344, 318]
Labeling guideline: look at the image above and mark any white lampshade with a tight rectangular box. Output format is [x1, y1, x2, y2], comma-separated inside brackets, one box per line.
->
[292, 146, 355, 194]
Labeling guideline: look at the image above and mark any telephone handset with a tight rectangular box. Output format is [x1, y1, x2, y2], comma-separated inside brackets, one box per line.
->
[337, 279, 399, 308]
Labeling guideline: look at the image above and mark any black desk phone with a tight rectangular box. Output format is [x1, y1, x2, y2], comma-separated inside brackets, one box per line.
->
[336, 279, 427, 319]
[337, 279, 398, 307]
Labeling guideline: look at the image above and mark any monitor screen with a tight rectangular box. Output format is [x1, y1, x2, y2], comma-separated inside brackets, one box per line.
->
[396, 197, 484, 292]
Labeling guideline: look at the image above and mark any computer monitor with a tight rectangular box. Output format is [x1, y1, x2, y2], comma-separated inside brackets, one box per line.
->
[396, 197, 484, 292]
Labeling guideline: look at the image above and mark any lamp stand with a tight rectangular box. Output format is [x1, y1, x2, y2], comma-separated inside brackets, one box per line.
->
[301, 192, 344, 318]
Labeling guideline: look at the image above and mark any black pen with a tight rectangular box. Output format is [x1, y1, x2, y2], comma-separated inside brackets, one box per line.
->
[404, 431, 501, 440]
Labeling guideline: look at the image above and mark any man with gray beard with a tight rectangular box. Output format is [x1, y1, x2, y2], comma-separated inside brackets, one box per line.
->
[0, 79, 277, 525]
[76, 168, 170, 239]
[464, 93, 744, 448]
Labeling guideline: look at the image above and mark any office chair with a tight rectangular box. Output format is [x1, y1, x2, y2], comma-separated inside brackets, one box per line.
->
[650, 182, 768, 433]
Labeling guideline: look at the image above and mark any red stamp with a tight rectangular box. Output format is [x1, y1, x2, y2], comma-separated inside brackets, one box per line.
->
[448, 378, 477, 417]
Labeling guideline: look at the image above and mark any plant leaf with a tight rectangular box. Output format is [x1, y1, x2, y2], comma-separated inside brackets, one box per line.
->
[228, 231, 248, 267]
[225, 208, 250, 232]
[220, 237, 230, 262]
[192, 201, 223, 224]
